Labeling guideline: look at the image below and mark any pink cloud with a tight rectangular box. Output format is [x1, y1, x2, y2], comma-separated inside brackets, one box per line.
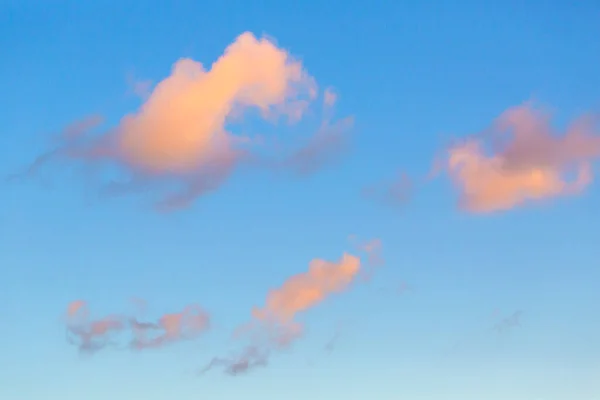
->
[201, 249, 365, 376]
[130, 304, 210, 350]
[15, 32, 353, 211]
[323, 87, 337, 108]
[440, 103, 599, 212]
[63, 301, 210, 354]
[349, 236, 385, 280]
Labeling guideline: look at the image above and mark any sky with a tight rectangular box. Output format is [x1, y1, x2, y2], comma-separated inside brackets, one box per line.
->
[1, 1, 600, 399]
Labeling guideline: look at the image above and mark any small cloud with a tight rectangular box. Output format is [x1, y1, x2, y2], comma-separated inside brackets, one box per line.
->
[63, 301, 210, 354]
[324, 321, 344, 353]
[378, 280, 413, 296]
[438, 103, 600, 213]
[64, 300, 128, 354]
[125, 71, 153, 100]
[250, 253, 360, 344]
[492, 310, 523, 333]
[201, 249, 365, 376]
[323, 87, 337, 108]
[130, 304, 210, 350]
[199, 346, 269, 376]
[395, 280, 413, 295]
[281, 117, 354, 176]
[349, 236, 385, 281]
[363, 171, 413, 209]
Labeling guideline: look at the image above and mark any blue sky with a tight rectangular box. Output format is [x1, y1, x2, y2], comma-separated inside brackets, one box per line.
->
[1, 1, 600, 399]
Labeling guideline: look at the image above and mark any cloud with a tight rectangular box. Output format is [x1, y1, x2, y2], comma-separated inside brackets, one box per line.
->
[65, 300, 127, 354]
[63, 301, 210, 354]
[362, 171, 413, 208]
[439, 103, 600, 212]
[349, 235, 385, 280]
[280, 116, 354, 176]
[377, 280, 413, 296]
[395, 280, 412, 295]
[242, 253, 360, 351]
[492, 310, 523, 333]
[356, 238, 383, 265]
[447, 309, 524, 356]
[324, 321, 345, 353]
[200, 345, 269, 376]
[200, 251, 363, 376]
[251, 253, 360, 326]
[125, 72, 153, 100]
[130, 304, 210, 350]
[14, 32, 352, 211]
[323, 87, 337, 108]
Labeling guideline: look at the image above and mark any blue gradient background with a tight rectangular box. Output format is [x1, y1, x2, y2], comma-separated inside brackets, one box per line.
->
[1, 1, 599, 399]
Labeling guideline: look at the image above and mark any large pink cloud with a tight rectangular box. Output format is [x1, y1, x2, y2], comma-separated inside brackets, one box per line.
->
[16, 32, 352, 211]
[439, 103, 599, 212]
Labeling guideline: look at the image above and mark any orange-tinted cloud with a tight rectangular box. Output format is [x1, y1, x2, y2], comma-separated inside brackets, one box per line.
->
[201, 250, 364, 376]
[252, 253, 360, 325]
[130, 304, 210, 350]
[64, 301, 209, 354]
[15, 32, 352, 210]
[441, 103, 599, 212]
[356, 237, 383, 266]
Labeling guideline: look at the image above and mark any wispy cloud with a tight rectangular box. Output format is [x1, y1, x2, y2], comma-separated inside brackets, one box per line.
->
[129, 304, 210, 350]
[280, 116, 354, 176]
[63, 300, 210, 354]
[324, 321, 345, 353]
[65, 300, 128, 354]
[349, 235, 385, 281]
[362, 171, 413, 209]
[125, 71, 153, 100]
[379, 280, 413, 296]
